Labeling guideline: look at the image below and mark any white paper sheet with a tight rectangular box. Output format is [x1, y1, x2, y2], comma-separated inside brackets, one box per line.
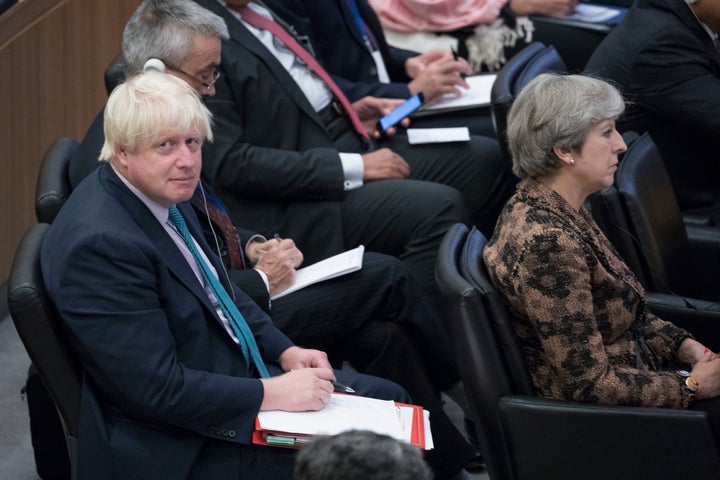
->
[270, 245, 365, 300]
[407, 127, 470, 144]
[421, 74, 496, 112]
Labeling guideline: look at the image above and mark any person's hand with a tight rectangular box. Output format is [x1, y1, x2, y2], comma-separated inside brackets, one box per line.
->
[678, 338, 712, 366]
[406, 51, 471, 105]
[252, 238, 303, 296]
[405, 50, 453, 78]
[361, 148, 410, 181]
[689, 351, 720, 400]
[509, 0, 578, 17]
[278, 345, 333, 371]
[260, 367, 335, 411]
[352, 96, 409, 138]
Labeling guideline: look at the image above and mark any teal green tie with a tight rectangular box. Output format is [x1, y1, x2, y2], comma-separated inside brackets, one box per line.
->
[168, 205, 270, 378]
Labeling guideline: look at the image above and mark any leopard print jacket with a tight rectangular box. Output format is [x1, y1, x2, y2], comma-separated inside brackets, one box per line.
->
[483, 178, 694, 409]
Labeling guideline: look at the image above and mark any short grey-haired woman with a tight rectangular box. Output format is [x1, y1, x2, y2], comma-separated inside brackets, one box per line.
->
[484, 73, 720, 413]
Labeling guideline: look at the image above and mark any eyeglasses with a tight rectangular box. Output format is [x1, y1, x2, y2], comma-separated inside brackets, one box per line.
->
[165, 63, 221, 92]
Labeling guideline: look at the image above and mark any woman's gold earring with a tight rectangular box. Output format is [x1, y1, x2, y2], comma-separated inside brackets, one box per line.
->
[570, 158, 575, 165]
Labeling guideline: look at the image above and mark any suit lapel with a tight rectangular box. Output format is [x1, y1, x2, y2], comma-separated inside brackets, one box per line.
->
[201, 0, 329, 130]
[98, 166, 224, 318]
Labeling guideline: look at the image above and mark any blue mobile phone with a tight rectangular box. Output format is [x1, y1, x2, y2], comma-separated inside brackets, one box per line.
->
[377, 93, 424, 133]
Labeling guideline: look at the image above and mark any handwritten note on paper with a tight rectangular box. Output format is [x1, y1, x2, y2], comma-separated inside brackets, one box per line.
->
[257, 394, 405, 440]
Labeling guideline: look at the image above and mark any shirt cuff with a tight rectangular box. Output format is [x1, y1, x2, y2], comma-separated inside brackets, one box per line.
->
[252, 268, 271, 293]
[339, 153, 364, 190]
[244, 234, 267, 265]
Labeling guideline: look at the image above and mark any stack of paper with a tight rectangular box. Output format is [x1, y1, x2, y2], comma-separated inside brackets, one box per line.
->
[253, 393, 433, 449]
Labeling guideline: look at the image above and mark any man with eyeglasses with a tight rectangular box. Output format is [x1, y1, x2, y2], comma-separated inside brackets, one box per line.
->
[66, 1, 475, 478]
[163, 62, 221, 93]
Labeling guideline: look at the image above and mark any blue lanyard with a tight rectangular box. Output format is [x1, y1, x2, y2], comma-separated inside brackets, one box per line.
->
[346, 0, 374, 52]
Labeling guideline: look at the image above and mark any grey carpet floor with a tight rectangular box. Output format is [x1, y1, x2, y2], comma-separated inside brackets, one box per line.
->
[0, 315, 39, 480]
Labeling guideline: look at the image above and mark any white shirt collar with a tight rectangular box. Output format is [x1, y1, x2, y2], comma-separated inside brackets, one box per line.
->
[110, 163, 173, 225]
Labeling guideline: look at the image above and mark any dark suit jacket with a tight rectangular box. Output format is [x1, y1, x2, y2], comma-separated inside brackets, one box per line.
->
[264, 0, 416, 102]
[193, 0, 502, 264]
[194, 0, 377, 263]
[263, 0, 496, 136]
[69, 109, 273, 309]
[41, 163, 294, 479]
[585, 0, 720, 207]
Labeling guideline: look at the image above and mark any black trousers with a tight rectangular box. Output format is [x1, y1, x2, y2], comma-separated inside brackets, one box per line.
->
[271, 252, 454, 376]
[329, 121, 514, 303]
[269, 252, 472, 478]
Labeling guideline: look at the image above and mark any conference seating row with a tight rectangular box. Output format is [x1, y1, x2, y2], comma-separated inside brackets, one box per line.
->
[6, 43, 565, 478]
[436, 40, 720, 479]
[436, 224, 720, 480]
[10, 40, 720, 479]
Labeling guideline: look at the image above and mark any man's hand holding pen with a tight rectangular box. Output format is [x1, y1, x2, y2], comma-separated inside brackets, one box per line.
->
[251, 236, 304, 297]
[260, 347, 354, 411]
[405, 49, 471, 105]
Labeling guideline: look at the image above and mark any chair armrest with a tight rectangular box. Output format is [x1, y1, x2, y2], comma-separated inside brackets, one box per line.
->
[647, 292, 720, 348]
[666, 225, 720, 301]
[498, 395, 720, 480]
[35, 137, 77, 223]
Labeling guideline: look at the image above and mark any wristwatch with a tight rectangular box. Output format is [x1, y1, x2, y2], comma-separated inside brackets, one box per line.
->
[678, 370, 699, 394]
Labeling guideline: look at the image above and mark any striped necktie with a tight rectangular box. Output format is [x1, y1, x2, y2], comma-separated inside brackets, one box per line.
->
[190, 186, 245, 270]
[231, 4, 370, 139]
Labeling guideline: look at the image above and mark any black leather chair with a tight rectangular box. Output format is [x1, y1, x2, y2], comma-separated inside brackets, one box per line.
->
[590, 132, 720, 346]
[530, 13, 618, 73]
[436, 224, 720, 480]
[104, 53, 126, 95]
[35, 137, 78, 224]
[614, 132, 720, 301]
[8, 224, 82, 479]
[490, 42, 567, 165]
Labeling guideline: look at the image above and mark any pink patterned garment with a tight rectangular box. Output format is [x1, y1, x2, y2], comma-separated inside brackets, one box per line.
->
[368, 0, 507, 32]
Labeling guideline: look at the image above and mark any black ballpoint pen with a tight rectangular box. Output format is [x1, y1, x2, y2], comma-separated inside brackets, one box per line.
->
[450, 47, 467, 79]
[331, 381, 356, 393]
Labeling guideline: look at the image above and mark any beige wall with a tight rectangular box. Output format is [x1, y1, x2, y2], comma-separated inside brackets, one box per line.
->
[0, 0, 142, 279]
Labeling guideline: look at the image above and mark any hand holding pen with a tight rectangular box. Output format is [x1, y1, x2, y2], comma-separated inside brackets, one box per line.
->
[331, 381, 356, 393]
[451, 47, 467, 79]
[252, 234, 303, 296]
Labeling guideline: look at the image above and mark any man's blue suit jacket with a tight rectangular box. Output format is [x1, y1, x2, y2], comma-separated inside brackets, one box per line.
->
[41, 163, 294, 479]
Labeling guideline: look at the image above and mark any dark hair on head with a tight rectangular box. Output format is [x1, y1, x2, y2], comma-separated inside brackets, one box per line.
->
[293, 430, 433, 480]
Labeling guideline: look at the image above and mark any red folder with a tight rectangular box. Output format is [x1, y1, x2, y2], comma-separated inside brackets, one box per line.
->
[252, 400, 427, 449]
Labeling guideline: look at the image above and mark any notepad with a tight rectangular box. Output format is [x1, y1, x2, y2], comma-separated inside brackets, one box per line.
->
[270, 245, 365, 300]
[418, 74, 496, 114]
